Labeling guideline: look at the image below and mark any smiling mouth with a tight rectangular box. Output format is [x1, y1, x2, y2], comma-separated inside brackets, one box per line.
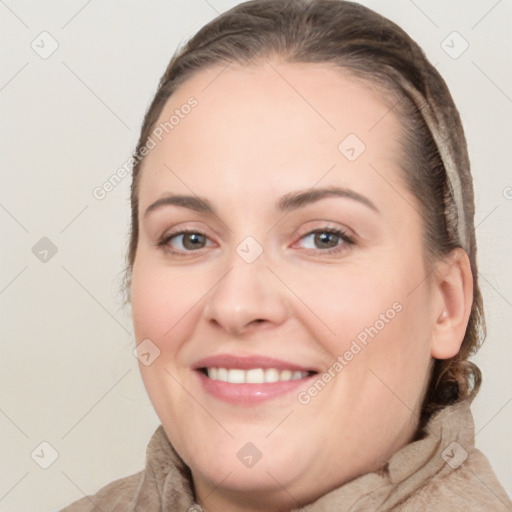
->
[199, 367, 317, 383]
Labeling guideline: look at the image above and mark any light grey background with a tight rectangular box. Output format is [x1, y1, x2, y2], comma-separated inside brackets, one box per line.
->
[1, 1, 511, 510]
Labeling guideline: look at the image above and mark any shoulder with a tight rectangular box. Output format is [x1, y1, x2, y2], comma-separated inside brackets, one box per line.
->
[58, 424, 194, 512]
[59, 469, 145, 512]
[394, 448, 512, 511]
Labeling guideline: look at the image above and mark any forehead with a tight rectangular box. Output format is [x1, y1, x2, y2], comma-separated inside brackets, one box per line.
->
[137, 60, 405, 210]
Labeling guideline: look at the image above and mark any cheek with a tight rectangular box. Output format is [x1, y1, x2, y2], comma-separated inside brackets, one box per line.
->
[290, 265, 400, 351]
[130, 259, 201, 348]
[304, 260, 431, 387]
[351, 281, 434, 412]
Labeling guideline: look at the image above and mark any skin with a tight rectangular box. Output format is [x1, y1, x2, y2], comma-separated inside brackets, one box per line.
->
[130, 59, 473, 512]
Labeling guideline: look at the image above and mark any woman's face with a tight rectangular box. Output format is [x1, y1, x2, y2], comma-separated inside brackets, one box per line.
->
[131, 61, 440, 509]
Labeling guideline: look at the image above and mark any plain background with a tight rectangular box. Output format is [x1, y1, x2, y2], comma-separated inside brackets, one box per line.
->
[1, 1, 511, 510]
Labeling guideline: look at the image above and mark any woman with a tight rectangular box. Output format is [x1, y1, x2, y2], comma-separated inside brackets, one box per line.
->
[61, 0, 511, 510]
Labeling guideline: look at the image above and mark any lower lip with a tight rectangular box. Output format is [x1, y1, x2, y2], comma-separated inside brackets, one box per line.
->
[195, 370, 315, 405]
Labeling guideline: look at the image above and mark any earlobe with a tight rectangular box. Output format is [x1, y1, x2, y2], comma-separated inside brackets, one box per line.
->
[430, 248, 474, 360]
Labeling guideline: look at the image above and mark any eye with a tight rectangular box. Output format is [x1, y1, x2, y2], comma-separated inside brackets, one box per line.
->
[296, 227, 355, 254]
[157, 229, 213, 254]
[156, 226, 355, 256]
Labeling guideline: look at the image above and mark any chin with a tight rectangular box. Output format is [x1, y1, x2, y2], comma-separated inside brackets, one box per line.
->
[183, 434, 307, 492]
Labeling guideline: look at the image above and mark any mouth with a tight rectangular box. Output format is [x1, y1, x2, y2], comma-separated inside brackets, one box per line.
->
[192, 354, 319, 405]
[199, 367, 316, 383]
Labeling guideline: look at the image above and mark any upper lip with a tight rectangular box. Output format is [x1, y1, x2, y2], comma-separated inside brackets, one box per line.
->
[192, 354, 319, 373]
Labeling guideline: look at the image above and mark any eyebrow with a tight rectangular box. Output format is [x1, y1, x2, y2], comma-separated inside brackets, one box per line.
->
[143, 186, 380, 218]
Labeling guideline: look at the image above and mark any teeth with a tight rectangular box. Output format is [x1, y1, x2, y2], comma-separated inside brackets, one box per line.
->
[280, 370, 292, 380]
[246, 368, 264, 383]
[218, 368, 228, 382]
[265, 368, 280, 383]
[205, 367, 310, 383]
[228, 369, 245, 384]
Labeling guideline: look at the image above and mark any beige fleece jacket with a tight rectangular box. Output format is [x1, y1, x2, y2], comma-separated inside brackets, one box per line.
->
[60, 399, 511, 511]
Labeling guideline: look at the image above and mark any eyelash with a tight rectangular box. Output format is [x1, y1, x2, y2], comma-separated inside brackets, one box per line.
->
[157, 227, 355, 256]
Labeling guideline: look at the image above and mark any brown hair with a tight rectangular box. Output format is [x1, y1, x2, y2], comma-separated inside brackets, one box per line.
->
[123, 0, 485, 428]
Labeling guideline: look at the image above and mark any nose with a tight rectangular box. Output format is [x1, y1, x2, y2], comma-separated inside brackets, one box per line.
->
[202, 252, 290, 337]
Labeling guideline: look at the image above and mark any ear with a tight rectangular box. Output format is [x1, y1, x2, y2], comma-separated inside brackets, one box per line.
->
[430, 248, 474, 359]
